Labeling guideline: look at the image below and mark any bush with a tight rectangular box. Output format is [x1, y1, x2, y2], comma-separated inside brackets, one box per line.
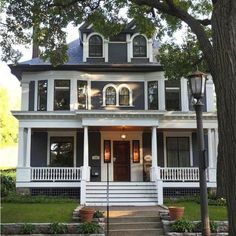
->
[49, 222, 68, 234]
[194, 221, 218, 233]
[171, 219, 195, 232]
[93, 210, 104, 218]
[77, 222, 103, 234]
[19, 223, 35, 234]
[0, 174, 15, 197]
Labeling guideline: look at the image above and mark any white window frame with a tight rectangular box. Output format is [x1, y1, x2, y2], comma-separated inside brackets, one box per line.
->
[87, 33, 105, 58]
[163, 132, 193, 167]
[102, 84, 133, 107]
[47, 131, 77, 167]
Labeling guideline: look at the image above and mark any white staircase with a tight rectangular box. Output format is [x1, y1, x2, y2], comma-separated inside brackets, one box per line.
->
[85, 182, 159, 206]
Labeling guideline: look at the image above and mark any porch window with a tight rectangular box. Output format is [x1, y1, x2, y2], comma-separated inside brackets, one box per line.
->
[148, 81, 158, 110]
[165, 80, 181, 111]
[77, 80, 87, 109]
[119, 87, 130, 106]
[166, 137, 190, 167]
[37, 80, 47, 111]
[133, 35, 147, 57]
[89, 35, 103, 57]
[50, 137, 74, 167]
[105, 86, 116, 105]
[54, 80, 70, 110]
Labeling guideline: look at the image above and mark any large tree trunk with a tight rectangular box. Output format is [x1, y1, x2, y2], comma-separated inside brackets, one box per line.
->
[211, 1, 236, 235]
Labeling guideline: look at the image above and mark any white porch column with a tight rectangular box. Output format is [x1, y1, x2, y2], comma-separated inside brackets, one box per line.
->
[83, 126, 89, 168]
[70, 79, 77, 111]
[26, 128, 31, 167]
[47, 79, 54, 111]
[208, 129, 214, 168]
[151, 126, 158, 181]
[144, 81, 148, 110]
[21, 82, 29, 111]
[87, 80, 91, 110]
[17, 127, 25, 167]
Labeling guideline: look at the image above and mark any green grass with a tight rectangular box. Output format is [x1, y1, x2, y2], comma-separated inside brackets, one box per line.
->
[1, 202, 78, 223]
[166, 201, 228, 221]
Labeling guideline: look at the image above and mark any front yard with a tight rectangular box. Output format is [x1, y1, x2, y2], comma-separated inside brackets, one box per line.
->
[1, 202, 78, 223]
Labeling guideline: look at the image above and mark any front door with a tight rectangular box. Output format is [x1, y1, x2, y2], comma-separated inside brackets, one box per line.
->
[113, 141, 130, 181]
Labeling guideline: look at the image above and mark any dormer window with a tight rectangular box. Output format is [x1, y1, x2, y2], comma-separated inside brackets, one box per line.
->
[133, 35, 147, 57]
[89, 35, 103, 57]
[105, 86, 116, 105]
[119, 87, 130, 106]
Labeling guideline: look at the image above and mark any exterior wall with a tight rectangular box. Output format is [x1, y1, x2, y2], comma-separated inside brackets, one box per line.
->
[108, 43, 127, 63]
[76, 131, 84, 167]
[31, 132, 48, 167]
[91, 81, 144, 110]
[28, 81, 35, 111]
[89, 131, 101, 182]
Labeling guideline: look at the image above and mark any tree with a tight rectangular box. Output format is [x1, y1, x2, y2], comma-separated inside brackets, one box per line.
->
[0, 0, 236, 234]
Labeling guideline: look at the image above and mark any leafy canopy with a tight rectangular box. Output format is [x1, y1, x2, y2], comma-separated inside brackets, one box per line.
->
[0, 0, 212, 78]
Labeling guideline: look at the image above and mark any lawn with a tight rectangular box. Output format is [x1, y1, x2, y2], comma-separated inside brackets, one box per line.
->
[165, 201, 228, 221]
[1, 202, 78, 223]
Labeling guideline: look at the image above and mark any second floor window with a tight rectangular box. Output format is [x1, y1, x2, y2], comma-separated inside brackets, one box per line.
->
[89, 35, 103, 57]
[37, 80, 47, 111]
[165, 80, 181, 111]
[105, 86, 116, 105]
[77, 80, 87, 109]
[148, 81, 158, 110]
[119, 87, 130, 106]
[133, 35, 147, 57]
[54, 80, 70, 110]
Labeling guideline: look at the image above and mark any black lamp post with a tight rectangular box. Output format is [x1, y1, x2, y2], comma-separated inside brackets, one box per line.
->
[187, 71, 210, 236]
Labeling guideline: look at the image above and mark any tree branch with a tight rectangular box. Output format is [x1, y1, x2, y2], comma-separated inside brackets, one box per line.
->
[198, 18, 211, 26]
[132, 0, 215, 70]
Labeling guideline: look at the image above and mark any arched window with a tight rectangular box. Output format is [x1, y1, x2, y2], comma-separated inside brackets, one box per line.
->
[119, 87, 130, 106]
[89, 35, 103, 57]
[133, 35, 147, 57]
[105, 86, 116, 105]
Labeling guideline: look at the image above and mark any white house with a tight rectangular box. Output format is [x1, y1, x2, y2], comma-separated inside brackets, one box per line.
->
[10, 21, 218, 206]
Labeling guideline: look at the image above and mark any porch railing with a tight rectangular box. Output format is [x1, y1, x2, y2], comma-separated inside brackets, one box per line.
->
[160, 167, 204, 182]
[31, 167, 82, 182]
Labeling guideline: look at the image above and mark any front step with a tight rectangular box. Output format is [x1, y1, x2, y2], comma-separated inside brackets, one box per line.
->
[106, 214, 164, 236]
[86, 182, 159, 206]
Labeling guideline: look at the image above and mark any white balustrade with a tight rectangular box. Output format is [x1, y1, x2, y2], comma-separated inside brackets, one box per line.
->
[31, 167, 82, 181]
[160, 167, 209, 182]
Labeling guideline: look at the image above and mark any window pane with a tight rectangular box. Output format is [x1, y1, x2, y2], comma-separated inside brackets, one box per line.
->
[106, 87, 116, 105]
[119, 87, 129, 106]
[89, 35, 103, 57]
[37, 80, 47, 111]
[166, 80, 181, 111]
[133, 35, 147, 57]
[166, 137, 190, 167]
[50, 137, 74, 167]
[54, 80, 70, 110]
[77, 80, 87, 109]
[148, 81, 158, 110]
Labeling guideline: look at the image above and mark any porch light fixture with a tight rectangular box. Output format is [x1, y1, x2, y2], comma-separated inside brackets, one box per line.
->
[187, 71, 210, 236]
[120, 127, 127, 139]
[104, 140, 111, 163]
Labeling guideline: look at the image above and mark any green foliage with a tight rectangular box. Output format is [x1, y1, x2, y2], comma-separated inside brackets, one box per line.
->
[2, 192, 78, 203]
[171, 219, 195, 232]
[0, 88, 19, 147]
[93, 210, 104, 218]
[49, 222, 68, 234]
[193, 221, 218, 233]
[77, 222, 103, 234]
[19, 223, 35, 234]
[0, 171, 16, 197]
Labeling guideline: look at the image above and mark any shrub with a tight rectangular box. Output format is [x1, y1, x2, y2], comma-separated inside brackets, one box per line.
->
[0, 174, 15, 197]
[208, 198, 226, 206]
[77, 222, 103, 234]
[171, 219, 194, 232]
[194, 221, 218, 233]
[19, 223, 35, 234]
[49, 222, 68, 234]
[93, 210, 104, 218]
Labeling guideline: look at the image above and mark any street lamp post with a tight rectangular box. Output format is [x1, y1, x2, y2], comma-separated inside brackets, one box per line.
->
[187, 71, 211, 236]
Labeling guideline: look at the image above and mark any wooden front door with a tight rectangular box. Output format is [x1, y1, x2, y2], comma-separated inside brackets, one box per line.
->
[113, 141, 130, 181]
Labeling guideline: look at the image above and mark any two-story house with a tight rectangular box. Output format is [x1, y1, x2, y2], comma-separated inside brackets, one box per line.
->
[10, 21, 218, 206]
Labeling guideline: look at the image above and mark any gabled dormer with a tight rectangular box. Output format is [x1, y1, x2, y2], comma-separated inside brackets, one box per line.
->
[79, 20, 154, 64]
